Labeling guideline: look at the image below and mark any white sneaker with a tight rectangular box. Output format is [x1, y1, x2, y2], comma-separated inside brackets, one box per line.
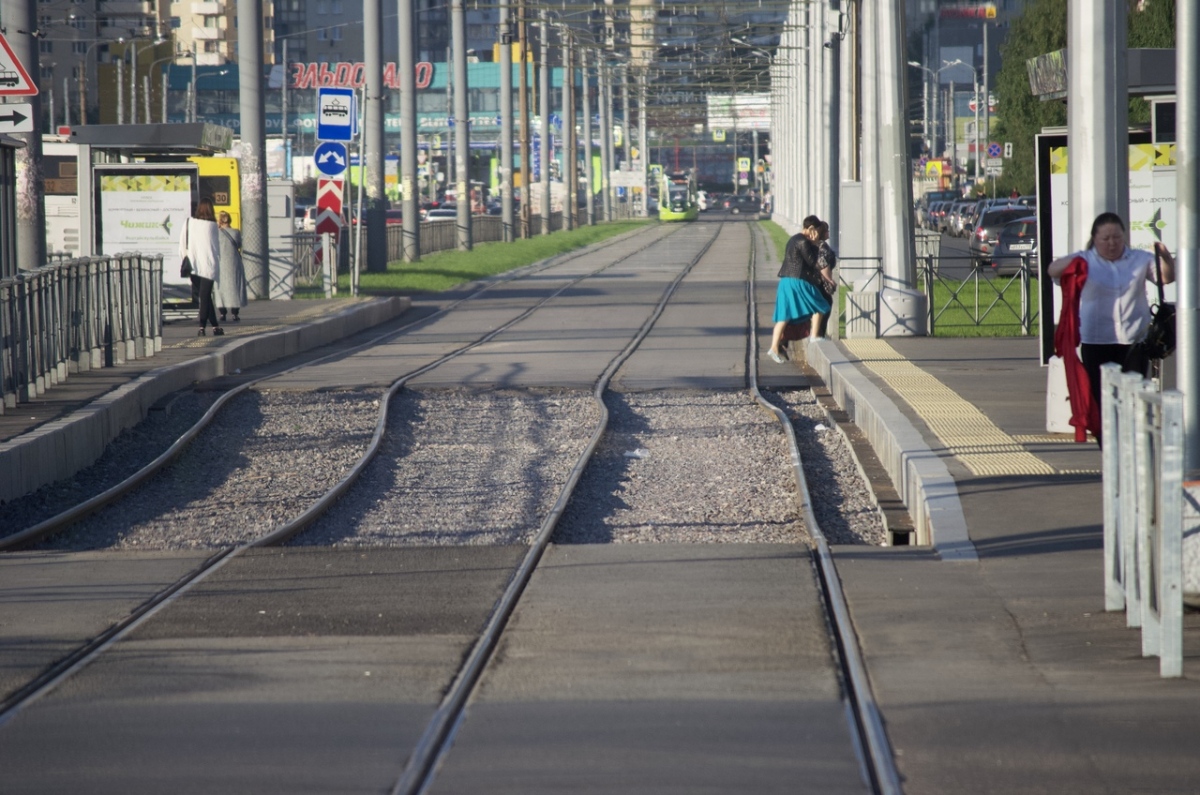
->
[768, 350, 787, 364]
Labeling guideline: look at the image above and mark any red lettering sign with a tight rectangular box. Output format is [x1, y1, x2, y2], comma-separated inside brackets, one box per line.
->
[414, 62, 433, 90]
[288, 61, 435, 90]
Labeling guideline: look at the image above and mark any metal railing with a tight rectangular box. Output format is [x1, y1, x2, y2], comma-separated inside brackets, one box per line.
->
[832, 249, 1039, 338]
[920, 253, 1039, 335]
[1, 254, 163, 414]
[1101, 365, 1184, 677]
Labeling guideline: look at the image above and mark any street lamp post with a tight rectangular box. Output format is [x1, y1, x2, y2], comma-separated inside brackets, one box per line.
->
[77, 38, 112, 125]
[942, 58, 982, 186]
[907, 60, 966, 160]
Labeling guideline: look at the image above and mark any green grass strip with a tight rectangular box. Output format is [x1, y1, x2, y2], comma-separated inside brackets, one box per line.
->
[296, 220, 653, 298]
[761, 219, 790, 261]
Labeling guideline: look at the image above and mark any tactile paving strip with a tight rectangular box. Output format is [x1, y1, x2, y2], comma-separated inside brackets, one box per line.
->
[843, 339, 1057, 477]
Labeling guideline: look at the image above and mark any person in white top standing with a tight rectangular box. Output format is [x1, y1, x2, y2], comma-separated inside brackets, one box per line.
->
[179, 197, 224, 336]
[1048, 211, 1175, 406]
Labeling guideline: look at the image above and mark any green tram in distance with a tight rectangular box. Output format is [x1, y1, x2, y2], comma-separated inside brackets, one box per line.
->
[658, 170, 700, 222]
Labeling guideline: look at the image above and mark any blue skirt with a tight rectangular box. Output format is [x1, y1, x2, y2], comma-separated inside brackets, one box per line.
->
[773, 277, 830, 323]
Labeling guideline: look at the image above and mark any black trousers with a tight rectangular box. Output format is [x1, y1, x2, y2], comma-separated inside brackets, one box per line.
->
[1080, 342, 1147, 407]
[192, 275, 219, 329]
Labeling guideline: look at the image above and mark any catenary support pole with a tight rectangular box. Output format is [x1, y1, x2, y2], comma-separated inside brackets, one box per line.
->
[1067, 0, 1127, 251]
[7, 0, 46, 270]
[518, 1, 531, 237]
[1177, 0, 1199, 473]
[563, 32, 576, 230]
[238, 0, 269, 298]
[539, 9, 551, 235]
[638, 69, 648, 217]
[364, 0, 386, 271]
[399, 0, 420, 260]
[582, 47, 595, 226]
[825, 0, 842, 254]
[877, 0, 916, 289]
[499, 0, 514, 241]
[599, 59, 613, 221]
[451, 0, 471, 250]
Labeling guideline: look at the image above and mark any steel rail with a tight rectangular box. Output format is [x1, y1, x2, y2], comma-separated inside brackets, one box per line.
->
[391, 223, 726, 795]
[745, 223, 903, 795]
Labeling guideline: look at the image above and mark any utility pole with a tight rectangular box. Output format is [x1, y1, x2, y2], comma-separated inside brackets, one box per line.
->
[563, 31, 575, 231]
[237, 0, 268, 298]
[282, 38, 289, 176]
[582, 47, 595, 226]
[399, 0, 420, 261]
[599, 59, 613, 221]
[499, 0, 515, 241]
[364, 0, 386, 271]
[539, 8, 551, 234]
[620, 65, 630, 173]
[638, 69, 648, 217]
[7, 0, 46, 269]
[518, 0, 531, 238]
[1179, 0, 1200, 470]
[451, 0, 471, 250]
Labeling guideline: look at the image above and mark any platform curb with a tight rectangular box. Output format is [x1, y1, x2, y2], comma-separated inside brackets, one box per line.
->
[806, 338, 978, 562]
[0, 297, 409, 504]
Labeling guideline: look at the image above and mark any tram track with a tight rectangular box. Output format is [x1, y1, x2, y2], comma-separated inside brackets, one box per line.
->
[0, 222, 708, 722]
[391, 221, 900, 794]
[0, 219, 901, 793]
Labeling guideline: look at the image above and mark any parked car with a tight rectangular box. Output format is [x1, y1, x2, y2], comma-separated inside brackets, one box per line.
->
[298, 205, 318, 231]
[969, 207, 1034, 266]
[927, 201, 949, 232]
[947, 200, 976, 236]
[990, 215, 1039, 275]
[963, 199, 1020, 240]
[723, 194, 761, 214]
[423, 207, 458, 220]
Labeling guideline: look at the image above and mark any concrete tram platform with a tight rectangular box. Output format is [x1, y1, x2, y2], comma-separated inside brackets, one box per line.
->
[800, 335, 1200, 794]
[0, 295, 410, 504]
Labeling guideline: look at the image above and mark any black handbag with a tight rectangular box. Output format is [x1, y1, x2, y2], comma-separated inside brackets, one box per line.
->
[1124, 249, 1175, 372]
[180, 218, 193, 278]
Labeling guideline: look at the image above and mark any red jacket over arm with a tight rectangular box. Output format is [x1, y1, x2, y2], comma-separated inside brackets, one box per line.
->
[1054, 257, 1099, 442]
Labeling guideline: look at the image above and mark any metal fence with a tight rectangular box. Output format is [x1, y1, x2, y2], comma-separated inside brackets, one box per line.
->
[1102, 365, 1185, 677]
[1, 254, 163, 413]
[835, 249, 1040, 337]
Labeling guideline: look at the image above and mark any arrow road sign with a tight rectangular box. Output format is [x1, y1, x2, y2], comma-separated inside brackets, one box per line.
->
[0, 103, 33, 133]
[314, 141, 348, 177]
[0, 32, 38, 96]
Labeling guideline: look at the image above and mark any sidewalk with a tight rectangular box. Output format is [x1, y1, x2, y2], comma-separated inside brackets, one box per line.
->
[0, 296, 409, 504]
[807, 336, 1200, 794]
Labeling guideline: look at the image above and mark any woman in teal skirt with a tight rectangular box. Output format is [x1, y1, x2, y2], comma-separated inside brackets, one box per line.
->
[767, 223, 832, 363]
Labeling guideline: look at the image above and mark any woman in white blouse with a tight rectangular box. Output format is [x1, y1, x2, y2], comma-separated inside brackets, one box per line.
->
[1048, 211, 1175, 403]
[179, 197, 224, 336]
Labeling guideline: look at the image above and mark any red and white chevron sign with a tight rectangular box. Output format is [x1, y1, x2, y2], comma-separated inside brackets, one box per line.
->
[315, 178, 344, 235]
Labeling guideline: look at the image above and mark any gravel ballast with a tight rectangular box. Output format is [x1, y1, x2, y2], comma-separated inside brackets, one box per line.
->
[12, 384, 886, 551]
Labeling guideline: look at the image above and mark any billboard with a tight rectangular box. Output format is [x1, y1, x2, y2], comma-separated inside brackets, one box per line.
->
[706, 94, 770, 131]
[94, 164, 198, 286]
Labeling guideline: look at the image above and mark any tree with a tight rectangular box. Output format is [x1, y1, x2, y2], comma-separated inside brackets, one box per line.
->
[990, 0, 1067, 194]
[990, 0, 1175, 194]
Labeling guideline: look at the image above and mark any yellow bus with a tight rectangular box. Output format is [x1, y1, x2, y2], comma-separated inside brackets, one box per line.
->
[188, 156, 241, 228]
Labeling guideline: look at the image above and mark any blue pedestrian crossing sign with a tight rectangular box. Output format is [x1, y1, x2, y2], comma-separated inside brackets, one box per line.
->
[317, 87, 356, 141]
[314, 141, 348, 177]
